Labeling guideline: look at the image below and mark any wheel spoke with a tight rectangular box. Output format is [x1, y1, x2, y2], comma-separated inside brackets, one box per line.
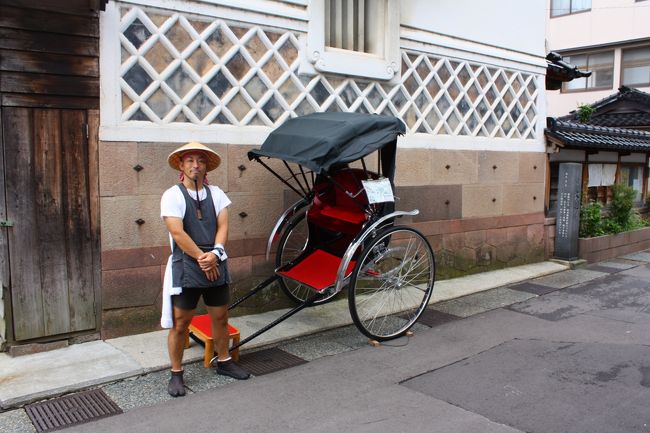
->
[350, 227, 435, 340]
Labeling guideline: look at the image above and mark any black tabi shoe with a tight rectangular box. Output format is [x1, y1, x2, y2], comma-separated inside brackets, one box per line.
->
[168, 370, 186, 397]
[214, 359, 251, 380]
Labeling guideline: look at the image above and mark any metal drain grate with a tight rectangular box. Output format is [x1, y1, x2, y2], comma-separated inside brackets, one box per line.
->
[238, 347, 307, 376]
[26, 389, 122, 432]
[417, 309, 461, 327]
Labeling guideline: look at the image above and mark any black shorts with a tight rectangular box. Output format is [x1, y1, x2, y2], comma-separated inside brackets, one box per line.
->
[172, 284, 230, 310]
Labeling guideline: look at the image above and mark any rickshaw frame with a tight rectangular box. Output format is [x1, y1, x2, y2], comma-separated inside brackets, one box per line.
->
[222, 112, 436, 357]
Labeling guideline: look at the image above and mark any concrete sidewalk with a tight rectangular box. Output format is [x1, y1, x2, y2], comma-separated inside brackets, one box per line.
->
[0, 260, 568, 409]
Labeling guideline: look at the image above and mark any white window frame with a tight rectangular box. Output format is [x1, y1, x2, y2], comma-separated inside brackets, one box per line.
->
[300, 0, 400, 82]
[550, 0, 591, 17]
[622, 45, 650, 87]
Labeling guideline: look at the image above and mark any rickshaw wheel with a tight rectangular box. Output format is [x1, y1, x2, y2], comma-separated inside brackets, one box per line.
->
[348, 226, 435, 341]
[276, 213, 337, 305]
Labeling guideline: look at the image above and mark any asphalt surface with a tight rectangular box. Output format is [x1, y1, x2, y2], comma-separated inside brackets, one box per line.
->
[5, 254, 650, 433]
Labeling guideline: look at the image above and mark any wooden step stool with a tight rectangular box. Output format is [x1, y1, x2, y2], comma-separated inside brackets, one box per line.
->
[185, 314, 241, 367]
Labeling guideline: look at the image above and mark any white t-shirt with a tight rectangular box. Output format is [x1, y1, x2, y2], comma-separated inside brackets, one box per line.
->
[160, 184, 231, 220]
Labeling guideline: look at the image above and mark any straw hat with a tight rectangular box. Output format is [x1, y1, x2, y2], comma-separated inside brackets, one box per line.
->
[167, 142, 221, 172]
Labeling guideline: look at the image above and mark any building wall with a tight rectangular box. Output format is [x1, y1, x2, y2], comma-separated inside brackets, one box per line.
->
[98, 0, 548, 338]
[402, 0, 546, 57]
[546, 0, 650, 116]
[546, 0, 650, 49]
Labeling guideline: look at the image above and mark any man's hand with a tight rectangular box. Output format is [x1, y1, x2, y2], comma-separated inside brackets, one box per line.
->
[198, 252, 220, 281]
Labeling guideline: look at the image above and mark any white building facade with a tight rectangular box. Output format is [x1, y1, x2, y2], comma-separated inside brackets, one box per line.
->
[98, 0, 549, 336]
[546, 0, 650, 116]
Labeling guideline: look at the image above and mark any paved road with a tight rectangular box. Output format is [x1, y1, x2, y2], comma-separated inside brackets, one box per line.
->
[54, 257, 650, 432]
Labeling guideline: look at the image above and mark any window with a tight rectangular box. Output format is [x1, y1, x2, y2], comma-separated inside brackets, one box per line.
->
[301, 0, 400, 82]
[551, 0, 591, 17]
[587, 163, 617, 205]
[622, 46, 650, 87]
[619, 165, 644, 202]
[562, 51, 614, 91]
[325, 0, 381, 55]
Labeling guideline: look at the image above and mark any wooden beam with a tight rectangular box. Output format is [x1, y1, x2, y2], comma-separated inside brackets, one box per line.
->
[0, 72, 99, 97]
[0, 5, 98, 37]
[0, 28, 98, 56]
[0, 49, 99, 77]
[1, 93, 99, 109]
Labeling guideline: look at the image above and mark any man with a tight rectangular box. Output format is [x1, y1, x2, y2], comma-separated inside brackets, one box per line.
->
[161, 141, 250, 397]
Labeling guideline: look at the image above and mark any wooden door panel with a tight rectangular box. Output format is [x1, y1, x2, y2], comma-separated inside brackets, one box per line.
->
[4, 107, 45, 340]
[34, 109, 70, 336]
[61, 110, 95, 332]
[0, 109, 10, 317]
[3, 107, 96, 340]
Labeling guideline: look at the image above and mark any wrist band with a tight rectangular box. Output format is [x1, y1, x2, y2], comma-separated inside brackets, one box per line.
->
[211, 244, 227, 261]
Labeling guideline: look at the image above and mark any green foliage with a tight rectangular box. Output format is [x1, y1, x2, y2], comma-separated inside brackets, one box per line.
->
[577, 103, 595, 123]
[645, 194, 650, 210]
[601, 218, 623, 235]
[608, 183, 636, 229]
[580, 201, 604, 237]
[579, 184, 650, 238]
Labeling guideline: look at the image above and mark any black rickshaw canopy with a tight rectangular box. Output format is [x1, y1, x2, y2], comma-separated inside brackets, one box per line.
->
[247, 112, 405, 177]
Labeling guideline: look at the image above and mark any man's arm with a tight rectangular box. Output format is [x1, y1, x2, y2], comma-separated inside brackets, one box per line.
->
[197, 207, 229, 272]
[215, 207, 228, 246]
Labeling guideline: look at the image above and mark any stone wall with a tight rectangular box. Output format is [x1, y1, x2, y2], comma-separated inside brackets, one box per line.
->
[578, 227, 650, 263]
[98, 142, 547, 338]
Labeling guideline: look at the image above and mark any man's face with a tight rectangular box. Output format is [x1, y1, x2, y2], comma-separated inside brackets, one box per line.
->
[179, 151, 208, 180]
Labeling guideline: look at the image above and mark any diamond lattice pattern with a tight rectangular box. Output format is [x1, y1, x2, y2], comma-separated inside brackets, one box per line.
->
[119, 6, 539, 139]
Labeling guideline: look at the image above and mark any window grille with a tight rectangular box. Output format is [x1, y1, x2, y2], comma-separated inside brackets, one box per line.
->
[325, 0, 382, 56]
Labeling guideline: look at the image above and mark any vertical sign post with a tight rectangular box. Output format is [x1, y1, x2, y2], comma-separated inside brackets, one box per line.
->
[554, 162, 582, 260]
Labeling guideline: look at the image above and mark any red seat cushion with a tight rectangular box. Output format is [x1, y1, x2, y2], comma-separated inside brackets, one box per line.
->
[190, 314, 239, 337]
[278, 249, 356, 292]
[319, 206, 367, 225]
[308, 169, 372, 234]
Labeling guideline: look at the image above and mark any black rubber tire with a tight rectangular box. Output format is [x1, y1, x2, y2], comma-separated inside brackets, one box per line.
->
[348, 225, 435, 341]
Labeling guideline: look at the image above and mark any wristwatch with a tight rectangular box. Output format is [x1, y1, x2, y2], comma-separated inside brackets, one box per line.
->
[211, 244, 228, 262]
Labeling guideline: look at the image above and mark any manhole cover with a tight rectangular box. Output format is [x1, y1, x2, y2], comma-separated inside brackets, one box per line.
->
[238, 347, 307, 376]
[25, 389, 122, 432]
[416, 309, 461, 327]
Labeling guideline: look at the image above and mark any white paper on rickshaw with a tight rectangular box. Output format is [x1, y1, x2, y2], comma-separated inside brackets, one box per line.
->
[362, 178, 394, 204]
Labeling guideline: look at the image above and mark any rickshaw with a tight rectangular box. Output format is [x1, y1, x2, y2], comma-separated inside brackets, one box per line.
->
[227, 112, 435, 351]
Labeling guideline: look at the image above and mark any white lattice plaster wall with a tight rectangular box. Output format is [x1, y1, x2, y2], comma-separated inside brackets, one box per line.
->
[100, 2, 544, 148]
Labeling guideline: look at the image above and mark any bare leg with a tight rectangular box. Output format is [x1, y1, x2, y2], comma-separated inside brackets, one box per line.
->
[207, 305, 229, 361]
[168, 306, 195, 371]
[208, 305, 250, 380]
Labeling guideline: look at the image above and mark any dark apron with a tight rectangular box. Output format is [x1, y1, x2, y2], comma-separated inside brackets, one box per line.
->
[172, 184, 229, 288]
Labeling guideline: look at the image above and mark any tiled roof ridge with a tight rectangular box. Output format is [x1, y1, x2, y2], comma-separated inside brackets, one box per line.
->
[559, 87, 650, 122]
[588, 86, 650, 109]
[547, 117, 650, 138]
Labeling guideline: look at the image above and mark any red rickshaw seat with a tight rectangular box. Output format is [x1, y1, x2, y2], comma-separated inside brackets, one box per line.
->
[277, 249, 356, 292]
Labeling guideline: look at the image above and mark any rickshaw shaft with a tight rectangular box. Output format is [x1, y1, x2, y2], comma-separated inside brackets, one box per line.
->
[227, 274, 280, 310]
[228, 292, 324, 352]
